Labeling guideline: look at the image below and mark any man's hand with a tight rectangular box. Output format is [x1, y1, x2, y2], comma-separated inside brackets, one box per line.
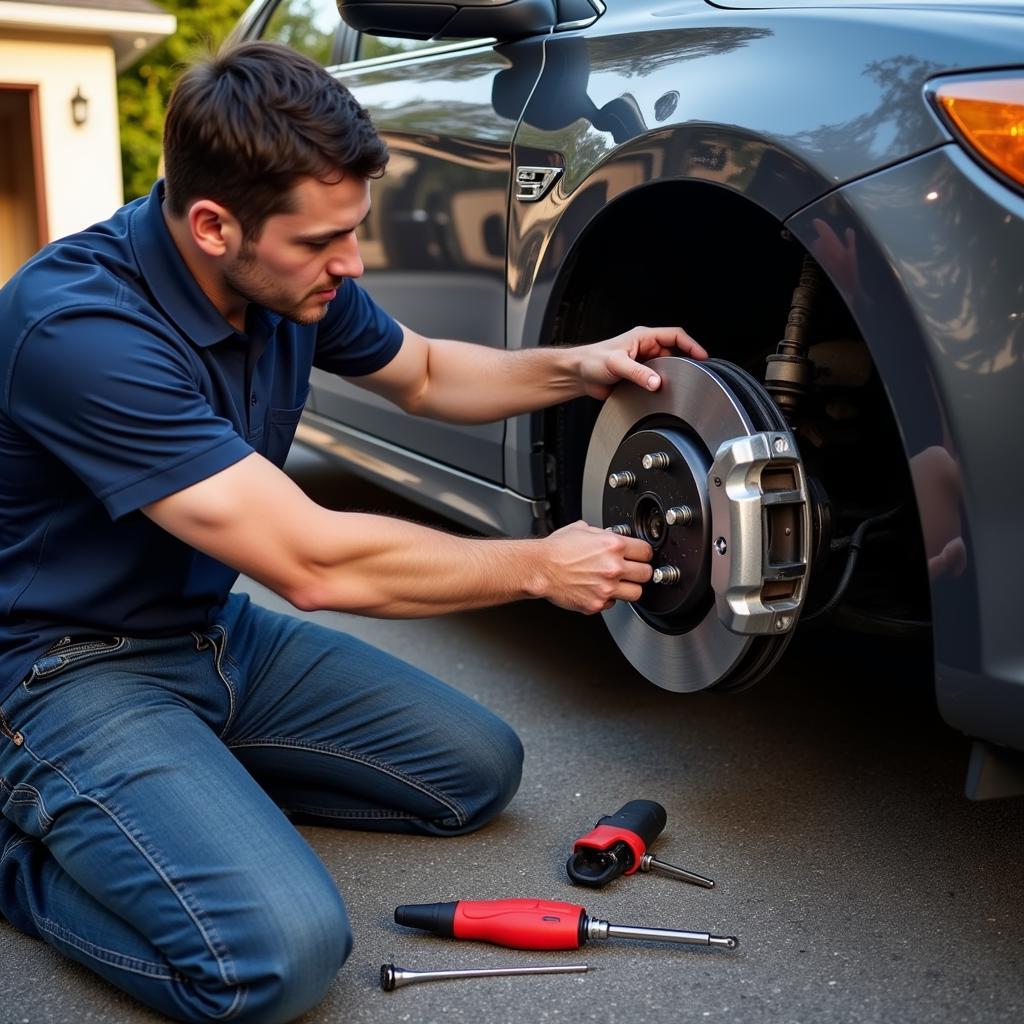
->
[576, 326, 709, 400]
[532, 520, 655, 614]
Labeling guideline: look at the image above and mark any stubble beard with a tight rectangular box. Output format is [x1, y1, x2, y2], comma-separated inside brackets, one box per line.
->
[225, 248, 332, 325]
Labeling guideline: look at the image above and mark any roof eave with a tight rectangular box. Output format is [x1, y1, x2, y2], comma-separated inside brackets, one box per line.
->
[0, 2, 177, 69]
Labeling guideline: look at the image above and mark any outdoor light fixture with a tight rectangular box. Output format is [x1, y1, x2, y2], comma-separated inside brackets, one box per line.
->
[70, 87, 88, 127]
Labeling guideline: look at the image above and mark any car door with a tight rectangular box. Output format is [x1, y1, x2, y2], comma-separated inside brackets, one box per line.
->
[251, 0, 536, 483]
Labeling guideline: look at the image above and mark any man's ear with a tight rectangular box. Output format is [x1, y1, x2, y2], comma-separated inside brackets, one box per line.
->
[188, 200, 243, 258]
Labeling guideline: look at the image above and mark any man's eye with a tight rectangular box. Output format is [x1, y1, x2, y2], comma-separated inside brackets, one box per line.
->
[306, 241, 330, 251]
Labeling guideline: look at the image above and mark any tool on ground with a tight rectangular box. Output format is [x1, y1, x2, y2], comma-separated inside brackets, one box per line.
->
[394, 898, 738, 951]
[379, 962, 589, 991]
[567, 799, 715, 889]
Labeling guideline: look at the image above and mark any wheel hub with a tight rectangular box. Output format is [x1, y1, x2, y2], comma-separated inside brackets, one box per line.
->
[602, 427, 711, 623]
[582, 357, 813, 693]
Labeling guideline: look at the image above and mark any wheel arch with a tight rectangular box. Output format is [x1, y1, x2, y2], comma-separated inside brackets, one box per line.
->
[523, 169, 942, 651]
[528, 176, 809, 525]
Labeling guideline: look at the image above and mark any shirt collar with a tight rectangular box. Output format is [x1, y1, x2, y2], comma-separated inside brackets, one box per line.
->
[129, 180, 240, 349]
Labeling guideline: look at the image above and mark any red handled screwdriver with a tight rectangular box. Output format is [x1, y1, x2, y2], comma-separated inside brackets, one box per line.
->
[394, 898, 738, 951]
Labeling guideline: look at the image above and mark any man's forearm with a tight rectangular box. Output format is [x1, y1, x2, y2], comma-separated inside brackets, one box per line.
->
[294, 510, 550, 616]
[405, 338, 587, 423]
[293, 510, 654, 618]
[145, 454, 654, 619]
[374, 325, 705, 424]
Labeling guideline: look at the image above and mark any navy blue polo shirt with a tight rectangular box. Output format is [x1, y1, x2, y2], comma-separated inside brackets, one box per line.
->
[0, 181, 403, 701]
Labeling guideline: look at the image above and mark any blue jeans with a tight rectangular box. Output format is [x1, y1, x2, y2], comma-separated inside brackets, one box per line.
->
[0, 593, 523, 1022]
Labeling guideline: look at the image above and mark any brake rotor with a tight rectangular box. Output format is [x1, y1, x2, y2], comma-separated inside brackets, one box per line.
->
[582, 357, 812, 693]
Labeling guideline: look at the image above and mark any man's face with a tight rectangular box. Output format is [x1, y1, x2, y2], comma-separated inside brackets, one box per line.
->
[225, 174, 370, 325]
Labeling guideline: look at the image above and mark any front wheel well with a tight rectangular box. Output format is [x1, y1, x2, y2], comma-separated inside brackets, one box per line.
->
[542, 179, 931, 628]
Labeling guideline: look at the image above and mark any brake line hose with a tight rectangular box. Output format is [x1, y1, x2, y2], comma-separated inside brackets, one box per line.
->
[802, 506, 904, 623]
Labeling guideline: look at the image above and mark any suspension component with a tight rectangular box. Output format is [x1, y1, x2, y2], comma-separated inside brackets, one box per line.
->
[765, 254, 820, 422]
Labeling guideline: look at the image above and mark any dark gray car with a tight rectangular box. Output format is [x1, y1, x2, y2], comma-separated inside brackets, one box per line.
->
[233, 0, 1024, 796]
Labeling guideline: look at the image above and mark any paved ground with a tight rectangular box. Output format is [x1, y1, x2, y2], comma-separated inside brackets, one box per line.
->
[2, 443, 1023, 1023]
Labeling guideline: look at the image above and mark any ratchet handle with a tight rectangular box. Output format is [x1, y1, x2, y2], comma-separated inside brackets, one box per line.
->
[568, 800, 667, 886]
[396, 899, 586, 950]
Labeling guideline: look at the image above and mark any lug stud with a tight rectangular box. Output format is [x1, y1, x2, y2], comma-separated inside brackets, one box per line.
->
[652, 565, 681, 585]
[665, 505, 694, 526]
[607, 470, 637, 489]
[641, 451, 671, 470]
[608, 524, 633, 536]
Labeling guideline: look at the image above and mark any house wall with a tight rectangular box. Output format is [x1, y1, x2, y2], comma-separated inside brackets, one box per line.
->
[0, 33, 123, 242]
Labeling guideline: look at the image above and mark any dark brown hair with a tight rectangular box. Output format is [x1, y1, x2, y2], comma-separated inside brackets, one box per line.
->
[163, 41, 388, 239]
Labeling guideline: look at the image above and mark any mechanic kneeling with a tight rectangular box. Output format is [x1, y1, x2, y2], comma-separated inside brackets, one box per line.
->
[0, 41, 707, 1022]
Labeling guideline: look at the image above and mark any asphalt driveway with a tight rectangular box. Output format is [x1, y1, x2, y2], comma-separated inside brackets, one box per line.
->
[2, 443, 1022, 1023]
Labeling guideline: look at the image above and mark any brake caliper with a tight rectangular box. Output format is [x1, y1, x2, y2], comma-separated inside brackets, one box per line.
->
[582, 356, 813, 692]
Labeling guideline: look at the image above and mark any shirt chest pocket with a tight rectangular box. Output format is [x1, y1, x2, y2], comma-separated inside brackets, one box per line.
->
[263, 387, 310, 467]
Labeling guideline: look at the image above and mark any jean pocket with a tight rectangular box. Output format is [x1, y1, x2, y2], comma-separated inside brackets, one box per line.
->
[27, 636, 129, 687]
[0, 776, 53, 837]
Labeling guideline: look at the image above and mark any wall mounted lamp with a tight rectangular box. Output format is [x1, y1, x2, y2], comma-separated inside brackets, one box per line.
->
[70, 87, 88, 127]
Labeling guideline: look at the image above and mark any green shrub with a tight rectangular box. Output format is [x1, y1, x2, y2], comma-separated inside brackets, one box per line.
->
[118, 0, 250, 201]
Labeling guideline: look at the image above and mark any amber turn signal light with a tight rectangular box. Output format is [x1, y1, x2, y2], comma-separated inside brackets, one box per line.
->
[935, 77, 1024, 189]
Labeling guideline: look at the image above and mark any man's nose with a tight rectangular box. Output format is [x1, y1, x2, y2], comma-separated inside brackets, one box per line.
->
[326, 239, 364, 280]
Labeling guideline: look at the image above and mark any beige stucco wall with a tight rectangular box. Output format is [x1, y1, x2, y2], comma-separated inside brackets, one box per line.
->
[0, 33, 123, 241]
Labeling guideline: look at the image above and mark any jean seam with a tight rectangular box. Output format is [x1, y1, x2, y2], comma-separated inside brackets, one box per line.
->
[3, 788, 54, 832]
[227, 737, 469, 827]
[0, 833, 33, 867]
[33, 637, 130, 681]
[1, 773, 54, 825]
[21, 637, 133, 692]
[283, 804, 418, 821]
[193, 628, 238, 738]
[31, 912, 180, 980]
[16, 739, 247, 1018]
[210, 625, 238, 737]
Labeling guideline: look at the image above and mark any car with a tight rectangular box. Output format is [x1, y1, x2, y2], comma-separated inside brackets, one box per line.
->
[231, 0, 1024, 797]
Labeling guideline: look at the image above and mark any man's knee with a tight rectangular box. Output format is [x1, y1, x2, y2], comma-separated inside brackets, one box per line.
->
[220, 878, 351, 1024]
[457, 713, 524, 832]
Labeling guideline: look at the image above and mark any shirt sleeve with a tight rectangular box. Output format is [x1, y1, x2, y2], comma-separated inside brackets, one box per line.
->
[6, 306, 253, 520]
[313, 278, 403, 376]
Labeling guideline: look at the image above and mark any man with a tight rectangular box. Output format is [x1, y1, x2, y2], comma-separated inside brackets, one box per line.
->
[0, 41, 707, 1023]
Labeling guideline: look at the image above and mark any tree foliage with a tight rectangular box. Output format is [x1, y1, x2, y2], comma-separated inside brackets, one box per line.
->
[117, 0, 251, 201]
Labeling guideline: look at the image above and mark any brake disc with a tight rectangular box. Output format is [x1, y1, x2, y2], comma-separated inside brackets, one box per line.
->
[581, 357, 813, 692]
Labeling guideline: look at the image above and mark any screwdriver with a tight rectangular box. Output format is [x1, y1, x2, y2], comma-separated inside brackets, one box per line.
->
[394, 898, 738, 951]
[380, 962, 589, 990]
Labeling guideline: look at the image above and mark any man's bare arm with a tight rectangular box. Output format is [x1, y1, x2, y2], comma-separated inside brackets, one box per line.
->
[358, 324, 709, 424]
[143, 453, 654, 617]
